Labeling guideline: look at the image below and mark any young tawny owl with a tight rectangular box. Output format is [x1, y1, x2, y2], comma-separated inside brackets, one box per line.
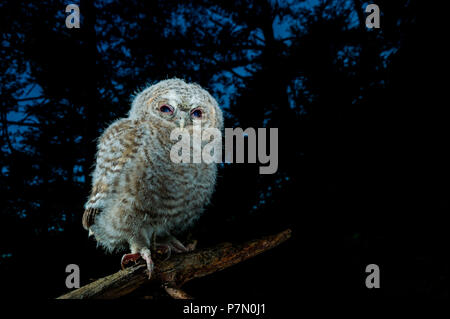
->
[82, 78, 223, 278]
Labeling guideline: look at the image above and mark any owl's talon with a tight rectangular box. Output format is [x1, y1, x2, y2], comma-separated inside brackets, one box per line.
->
[146, 261, 154, 279]
[168, 237, 190, 253]
[121, 252, 141, 270]
[156, 244, 172, 261]
[140, 248, 154, 279]
[186, 240, 197, 251]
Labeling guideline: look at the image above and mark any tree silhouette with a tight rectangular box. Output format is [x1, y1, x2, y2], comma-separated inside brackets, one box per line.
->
[0, 0, 448, 299]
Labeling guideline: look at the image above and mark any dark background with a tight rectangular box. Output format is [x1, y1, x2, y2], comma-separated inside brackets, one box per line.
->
[0, 0, 449, 303]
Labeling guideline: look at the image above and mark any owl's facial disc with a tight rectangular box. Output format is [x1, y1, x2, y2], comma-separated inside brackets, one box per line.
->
[153, 91, 210, 130]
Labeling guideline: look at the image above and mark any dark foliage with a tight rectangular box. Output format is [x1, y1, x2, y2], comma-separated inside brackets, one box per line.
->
[0, 0, 448, 300]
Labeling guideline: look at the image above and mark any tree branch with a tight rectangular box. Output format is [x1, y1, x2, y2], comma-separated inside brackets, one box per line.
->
[57, 229, 292, 299]
[6, 120, 40, 127]
[15, 96, 45, 102]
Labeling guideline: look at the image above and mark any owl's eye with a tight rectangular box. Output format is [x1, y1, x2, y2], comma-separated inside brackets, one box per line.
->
[159, 104, 174, 114]
[191, 108, 202, 119]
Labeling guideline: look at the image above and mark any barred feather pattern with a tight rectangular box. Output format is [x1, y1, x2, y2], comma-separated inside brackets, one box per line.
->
[83, 79, 222, 254]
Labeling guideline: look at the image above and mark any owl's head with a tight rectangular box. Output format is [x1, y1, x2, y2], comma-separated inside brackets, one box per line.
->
[129, 78, 223, 131]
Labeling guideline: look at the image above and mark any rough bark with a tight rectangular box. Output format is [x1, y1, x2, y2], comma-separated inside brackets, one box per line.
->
[57, 229, 292, 299]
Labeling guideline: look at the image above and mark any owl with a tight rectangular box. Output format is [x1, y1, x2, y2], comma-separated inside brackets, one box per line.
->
[82, 78, 223, 278]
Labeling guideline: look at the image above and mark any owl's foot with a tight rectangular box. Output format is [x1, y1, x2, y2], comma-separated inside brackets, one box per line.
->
[154, 239, 196, 261]
[155, 244, 172, 260]
[121, 253, 141, 270]
[120, 249, 154, 279]
[163, 236, 197, 253]
[140, 248, 154, 279]
[186, 240, 197, 251]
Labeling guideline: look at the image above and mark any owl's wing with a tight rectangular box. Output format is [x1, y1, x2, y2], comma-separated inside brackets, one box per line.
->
[82, 118, 141, 230]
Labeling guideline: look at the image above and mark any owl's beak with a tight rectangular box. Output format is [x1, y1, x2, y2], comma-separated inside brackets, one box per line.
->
[178, 118, 185, 130]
